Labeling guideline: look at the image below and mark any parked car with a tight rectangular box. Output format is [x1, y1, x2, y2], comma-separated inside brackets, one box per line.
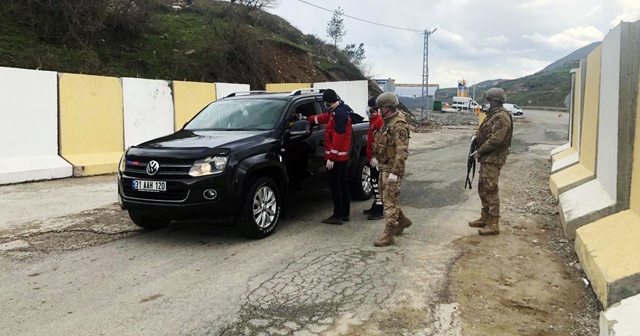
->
[117, 89, 372, 239]
[504, 103, 524, 116]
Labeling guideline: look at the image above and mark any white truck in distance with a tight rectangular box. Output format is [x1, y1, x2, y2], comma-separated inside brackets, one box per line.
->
[451, 97, 481, 112]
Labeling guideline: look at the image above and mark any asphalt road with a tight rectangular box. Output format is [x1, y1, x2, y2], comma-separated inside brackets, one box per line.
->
[0, 109, 569, 336]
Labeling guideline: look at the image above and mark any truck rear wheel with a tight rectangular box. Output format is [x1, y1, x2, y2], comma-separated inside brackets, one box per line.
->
[349, 155, 374, 200]
[128, 210, 171, 230]
[237, 176, 281, 239]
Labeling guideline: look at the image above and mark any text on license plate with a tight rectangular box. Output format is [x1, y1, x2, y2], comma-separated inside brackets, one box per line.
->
[132, 180, 167, 192]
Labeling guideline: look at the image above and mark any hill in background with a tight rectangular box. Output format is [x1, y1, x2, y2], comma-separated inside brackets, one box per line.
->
[0, 0, 366, 90]
[435, 42, 601, 108]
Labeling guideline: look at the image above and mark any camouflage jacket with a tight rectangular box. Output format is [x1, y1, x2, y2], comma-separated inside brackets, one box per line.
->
[373, 110, 410, 176]
[476, 105, 513, 166]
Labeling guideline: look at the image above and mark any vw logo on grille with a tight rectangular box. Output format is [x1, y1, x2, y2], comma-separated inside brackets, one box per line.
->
[146, 160, 160, 176]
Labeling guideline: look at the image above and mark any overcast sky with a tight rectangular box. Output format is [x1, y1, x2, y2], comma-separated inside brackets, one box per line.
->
[267, 0, 640, 88]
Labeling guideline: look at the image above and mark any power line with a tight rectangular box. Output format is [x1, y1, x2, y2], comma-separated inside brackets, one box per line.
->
[296, 0, 424, 33]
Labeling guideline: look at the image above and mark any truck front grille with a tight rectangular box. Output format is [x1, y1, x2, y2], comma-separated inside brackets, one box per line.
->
[124, 158, 192, 179]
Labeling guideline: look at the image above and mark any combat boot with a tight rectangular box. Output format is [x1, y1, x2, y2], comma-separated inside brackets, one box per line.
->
[478, 215, 500, 235]
[374, 224, 396, 247]
[394, 210, 413, 235]
[468, 211, 489, 228]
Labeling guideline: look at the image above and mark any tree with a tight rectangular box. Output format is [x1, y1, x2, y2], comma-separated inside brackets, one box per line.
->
[326, 7, 346, 47]
[342, 43, 365, 66]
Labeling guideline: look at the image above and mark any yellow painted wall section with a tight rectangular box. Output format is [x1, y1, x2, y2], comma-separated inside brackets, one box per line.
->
[173, 81, 216, 130]
[575, 210, 640, 307]
[551, 148, 576, 163]
[630, 72, 640, 213]
[571, 67, 583, 151]
[578, 46, 602, 174]
[266, 83, 311, 92]
[549, 164, 593, 197]
[59, 73, 124, 176]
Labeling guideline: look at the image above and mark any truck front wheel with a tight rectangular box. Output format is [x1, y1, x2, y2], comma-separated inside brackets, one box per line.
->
[237, 176, 281, 239]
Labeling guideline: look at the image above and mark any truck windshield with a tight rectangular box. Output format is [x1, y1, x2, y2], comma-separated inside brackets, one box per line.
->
[185, 99, 287, 131]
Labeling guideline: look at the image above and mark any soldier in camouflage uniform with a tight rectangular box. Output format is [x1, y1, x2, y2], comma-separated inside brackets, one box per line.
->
[468, 88, 513, 235]
[371, 92, 412, 247]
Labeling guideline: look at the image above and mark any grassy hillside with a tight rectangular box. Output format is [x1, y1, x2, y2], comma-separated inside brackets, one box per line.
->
[0, 0, 365, 89]
[436, 61, 578, 108]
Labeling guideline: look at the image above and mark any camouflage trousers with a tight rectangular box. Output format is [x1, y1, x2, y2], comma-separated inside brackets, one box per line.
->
[379, 171, 403, 227]
[478, 162, 502, 217]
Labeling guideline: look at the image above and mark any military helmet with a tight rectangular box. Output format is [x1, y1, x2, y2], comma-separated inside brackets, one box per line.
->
[484, 88, 507, 103]
[376, 92, 399, 107]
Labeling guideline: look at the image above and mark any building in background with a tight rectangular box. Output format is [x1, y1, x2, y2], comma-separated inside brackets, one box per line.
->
[373, 79, 440, 111]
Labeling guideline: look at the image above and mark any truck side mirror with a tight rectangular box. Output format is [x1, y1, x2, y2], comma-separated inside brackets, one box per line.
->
[288, 120, 311, 137]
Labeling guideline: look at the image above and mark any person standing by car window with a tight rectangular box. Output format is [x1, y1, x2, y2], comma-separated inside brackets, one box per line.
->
[372, 92, 412, 247]
[363, 96, 385, 220]
[468, 87, 513, 235]
[307, 89, 353, 225]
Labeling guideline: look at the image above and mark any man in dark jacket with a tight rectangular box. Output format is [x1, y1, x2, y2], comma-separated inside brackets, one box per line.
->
[307, 89, 353, 225]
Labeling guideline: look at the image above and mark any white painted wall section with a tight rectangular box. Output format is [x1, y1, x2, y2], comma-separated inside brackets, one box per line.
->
[0, 67, 72, 184]
[560, 179, 615, 225]
[551, 143, 570, 156]
[597, 24, 621, 198]
[313, 80, 369, 120]
[552, 152, 579, 173]
[599, 293, 640, 336]
[123, 78, 175, 148]
[215, 83, 251, 99]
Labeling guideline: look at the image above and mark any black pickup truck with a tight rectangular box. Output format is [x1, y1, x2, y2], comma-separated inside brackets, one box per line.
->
[117, 89, 372, 238]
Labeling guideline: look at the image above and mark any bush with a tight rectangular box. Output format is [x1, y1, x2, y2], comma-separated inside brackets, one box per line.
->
[8, 0, 151, 44]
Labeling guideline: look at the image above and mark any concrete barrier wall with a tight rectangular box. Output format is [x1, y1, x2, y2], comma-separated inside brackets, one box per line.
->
[173, 81, 216, 131]
[215, 83, 251, 99]
[552, 20, 640, 312]
[312, 80, 368, 119]
[558, 23, 637, 239]
[0, 67, 72, 184]
[59, 73, 124, 176]
[123, 78, 175, 148]
[266, 83, 311, 92]
[549, 46, 601, 198]
[551, 63, 585, 172]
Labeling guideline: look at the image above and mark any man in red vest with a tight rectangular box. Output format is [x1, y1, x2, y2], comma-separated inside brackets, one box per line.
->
[307, 89, 353, 225]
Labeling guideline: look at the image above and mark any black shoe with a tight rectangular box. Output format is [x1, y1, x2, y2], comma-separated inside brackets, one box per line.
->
[342, 216, 350, 222]
[322, 216, 343, 225]
[367, 212, 384, 220]
[362, 208, 373, 215]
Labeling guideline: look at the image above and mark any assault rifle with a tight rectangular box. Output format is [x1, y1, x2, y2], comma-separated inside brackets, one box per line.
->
[465, 136, 478, 189]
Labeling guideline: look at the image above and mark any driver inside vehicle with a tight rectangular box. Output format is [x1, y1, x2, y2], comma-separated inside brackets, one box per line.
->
[287, 107, 308, 128]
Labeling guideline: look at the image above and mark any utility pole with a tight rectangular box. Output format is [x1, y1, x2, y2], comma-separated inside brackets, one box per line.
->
[421, 28, 437, 122]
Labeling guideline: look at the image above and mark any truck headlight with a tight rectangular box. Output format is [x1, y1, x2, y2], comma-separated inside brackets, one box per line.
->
[189, 156, 227, 177]
[118, 151, 127, 173]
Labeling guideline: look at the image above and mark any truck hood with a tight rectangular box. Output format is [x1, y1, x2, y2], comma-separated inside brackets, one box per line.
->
[127, 130, 272, 159]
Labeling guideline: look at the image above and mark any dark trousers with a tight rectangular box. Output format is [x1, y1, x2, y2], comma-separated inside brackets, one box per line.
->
[370, 164, 383, 210]
[328, 161, 350, 218]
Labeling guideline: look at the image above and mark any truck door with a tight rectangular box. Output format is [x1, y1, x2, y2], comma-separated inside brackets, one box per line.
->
[282, 99, 325, 189]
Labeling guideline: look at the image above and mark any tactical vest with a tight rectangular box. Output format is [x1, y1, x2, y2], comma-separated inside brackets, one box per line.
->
[373, 113, 409, 164]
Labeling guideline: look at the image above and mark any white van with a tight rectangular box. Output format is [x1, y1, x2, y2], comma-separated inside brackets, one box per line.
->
[451, 97, 481, 112]
[504, 103, 523, 116]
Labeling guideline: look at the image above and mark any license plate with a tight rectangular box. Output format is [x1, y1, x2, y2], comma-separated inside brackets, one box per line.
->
[132, 180, 167, 192]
